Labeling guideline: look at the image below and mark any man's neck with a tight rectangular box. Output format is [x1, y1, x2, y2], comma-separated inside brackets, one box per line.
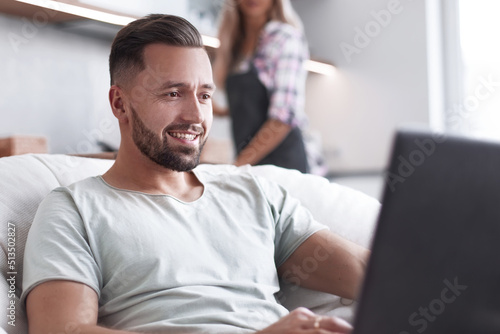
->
[102, 146, 204, 202]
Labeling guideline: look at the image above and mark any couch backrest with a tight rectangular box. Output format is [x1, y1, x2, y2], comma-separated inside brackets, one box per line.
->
[0, 154, 380, 333]
[1, 154, 114, 333]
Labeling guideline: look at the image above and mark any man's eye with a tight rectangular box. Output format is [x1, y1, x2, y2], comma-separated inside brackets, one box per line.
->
[202, 94, 211, 99]
[168, 92, 179, 97]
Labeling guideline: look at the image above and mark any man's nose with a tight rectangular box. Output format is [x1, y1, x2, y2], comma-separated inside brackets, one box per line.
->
[180, 95, 204, 123]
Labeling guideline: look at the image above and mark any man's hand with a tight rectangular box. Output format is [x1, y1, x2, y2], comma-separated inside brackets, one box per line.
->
[256, 307, 352, 334]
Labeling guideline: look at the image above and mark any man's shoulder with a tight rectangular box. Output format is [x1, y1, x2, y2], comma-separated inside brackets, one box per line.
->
[33, 177, 103, 227]
[52, 175, 103, 194]
[42, 176, 105, 206]
[194, 164, 284, 196]
[195, 164, 251, 177]
[195, 164, 260, 185]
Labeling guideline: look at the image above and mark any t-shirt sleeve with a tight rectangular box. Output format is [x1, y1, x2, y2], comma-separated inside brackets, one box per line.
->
[21, 189, 102, 306]
[254, 176, 328, 268]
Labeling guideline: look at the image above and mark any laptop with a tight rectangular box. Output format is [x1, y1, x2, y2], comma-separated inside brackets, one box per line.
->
[352, 129, 500, 334]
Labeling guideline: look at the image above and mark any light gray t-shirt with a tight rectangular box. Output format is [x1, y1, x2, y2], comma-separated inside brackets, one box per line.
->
[22, 168, 326, 333]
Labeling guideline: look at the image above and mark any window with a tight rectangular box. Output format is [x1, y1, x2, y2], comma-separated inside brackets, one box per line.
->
[447, 0, 500, 141]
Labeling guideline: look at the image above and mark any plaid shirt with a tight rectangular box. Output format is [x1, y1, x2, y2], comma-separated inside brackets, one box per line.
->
[232, 21, 327, 175]
[251, 21, 309, 128]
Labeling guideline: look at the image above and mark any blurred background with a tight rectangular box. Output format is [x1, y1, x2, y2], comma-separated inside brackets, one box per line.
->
[1, 0, 499, 198]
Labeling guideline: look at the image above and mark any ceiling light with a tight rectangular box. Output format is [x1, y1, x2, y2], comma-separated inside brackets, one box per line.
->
[15, 0, 136, 26]
[202, 35, 220, 49]
[15, 0, 336, 76]
[304, 60, 336, 76]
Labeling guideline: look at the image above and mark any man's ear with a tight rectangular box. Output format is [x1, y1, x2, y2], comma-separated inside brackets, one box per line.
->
[109, 85, 129, 123]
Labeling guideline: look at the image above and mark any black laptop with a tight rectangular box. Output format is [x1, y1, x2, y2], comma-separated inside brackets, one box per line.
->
[352, 129, 500, 334]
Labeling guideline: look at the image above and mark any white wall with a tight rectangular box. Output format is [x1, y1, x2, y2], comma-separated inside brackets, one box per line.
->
[0, 14, 120, 154]
[292, 0, 432, 173]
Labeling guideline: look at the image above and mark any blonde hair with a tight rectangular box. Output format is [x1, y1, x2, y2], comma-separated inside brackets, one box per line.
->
[213, 0, 303, 87]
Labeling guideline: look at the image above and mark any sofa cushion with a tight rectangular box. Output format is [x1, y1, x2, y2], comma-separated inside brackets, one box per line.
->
[1, 155, 59, 334]
[0, 154, 379, 333]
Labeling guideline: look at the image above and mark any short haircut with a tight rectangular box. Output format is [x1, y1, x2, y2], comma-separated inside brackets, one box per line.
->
[109, 14, 204, 86]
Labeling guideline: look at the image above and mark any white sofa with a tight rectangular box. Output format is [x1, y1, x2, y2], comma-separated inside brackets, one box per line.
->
[0, 154, 380, 333]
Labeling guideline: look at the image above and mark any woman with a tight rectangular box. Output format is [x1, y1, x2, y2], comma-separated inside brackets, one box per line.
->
[213, 0, 325, 174]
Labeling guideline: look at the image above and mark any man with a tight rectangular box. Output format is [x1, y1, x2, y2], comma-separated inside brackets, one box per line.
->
[22, 15, 369, 334]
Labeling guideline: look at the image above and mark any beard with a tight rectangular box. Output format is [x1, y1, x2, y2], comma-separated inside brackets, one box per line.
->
[130, 106, 206, 172]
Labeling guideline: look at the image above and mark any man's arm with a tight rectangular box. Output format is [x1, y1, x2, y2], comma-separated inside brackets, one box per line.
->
[28, 281, 351, 334]
[278, 229, 370, 300]
[26, 281, 134, 334]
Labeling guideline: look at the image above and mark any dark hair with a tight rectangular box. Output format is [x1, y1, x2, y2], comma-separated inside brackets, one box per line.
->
[109, 14, 204, 86]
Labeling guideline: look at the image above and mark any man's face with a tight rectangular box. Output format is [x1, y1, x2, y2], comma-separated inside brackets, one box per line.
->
[123, 44, 214, 171]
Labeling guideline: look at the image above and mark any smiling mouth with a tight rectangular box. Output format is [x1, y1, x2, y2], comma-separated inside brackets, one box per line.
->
[168, 132, 199, 141]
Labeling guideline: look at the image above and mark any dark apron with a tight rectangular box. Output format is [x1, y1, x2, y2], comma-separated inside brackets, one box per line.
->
[226, 65, 308, 173]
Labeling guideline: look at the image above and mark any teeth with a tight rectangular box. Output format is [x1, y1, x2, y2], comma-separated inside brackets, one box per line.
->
[169, 132, 197, 140]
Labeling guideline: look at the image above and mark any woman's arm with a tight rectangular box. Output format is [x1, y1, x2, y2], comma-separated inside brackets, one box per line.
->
[234, 118, 291, 166]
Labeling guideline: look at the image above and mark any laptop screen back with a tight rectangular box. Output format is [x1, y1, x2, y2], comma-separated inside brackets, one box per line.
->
[353, 130, 500, 334]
